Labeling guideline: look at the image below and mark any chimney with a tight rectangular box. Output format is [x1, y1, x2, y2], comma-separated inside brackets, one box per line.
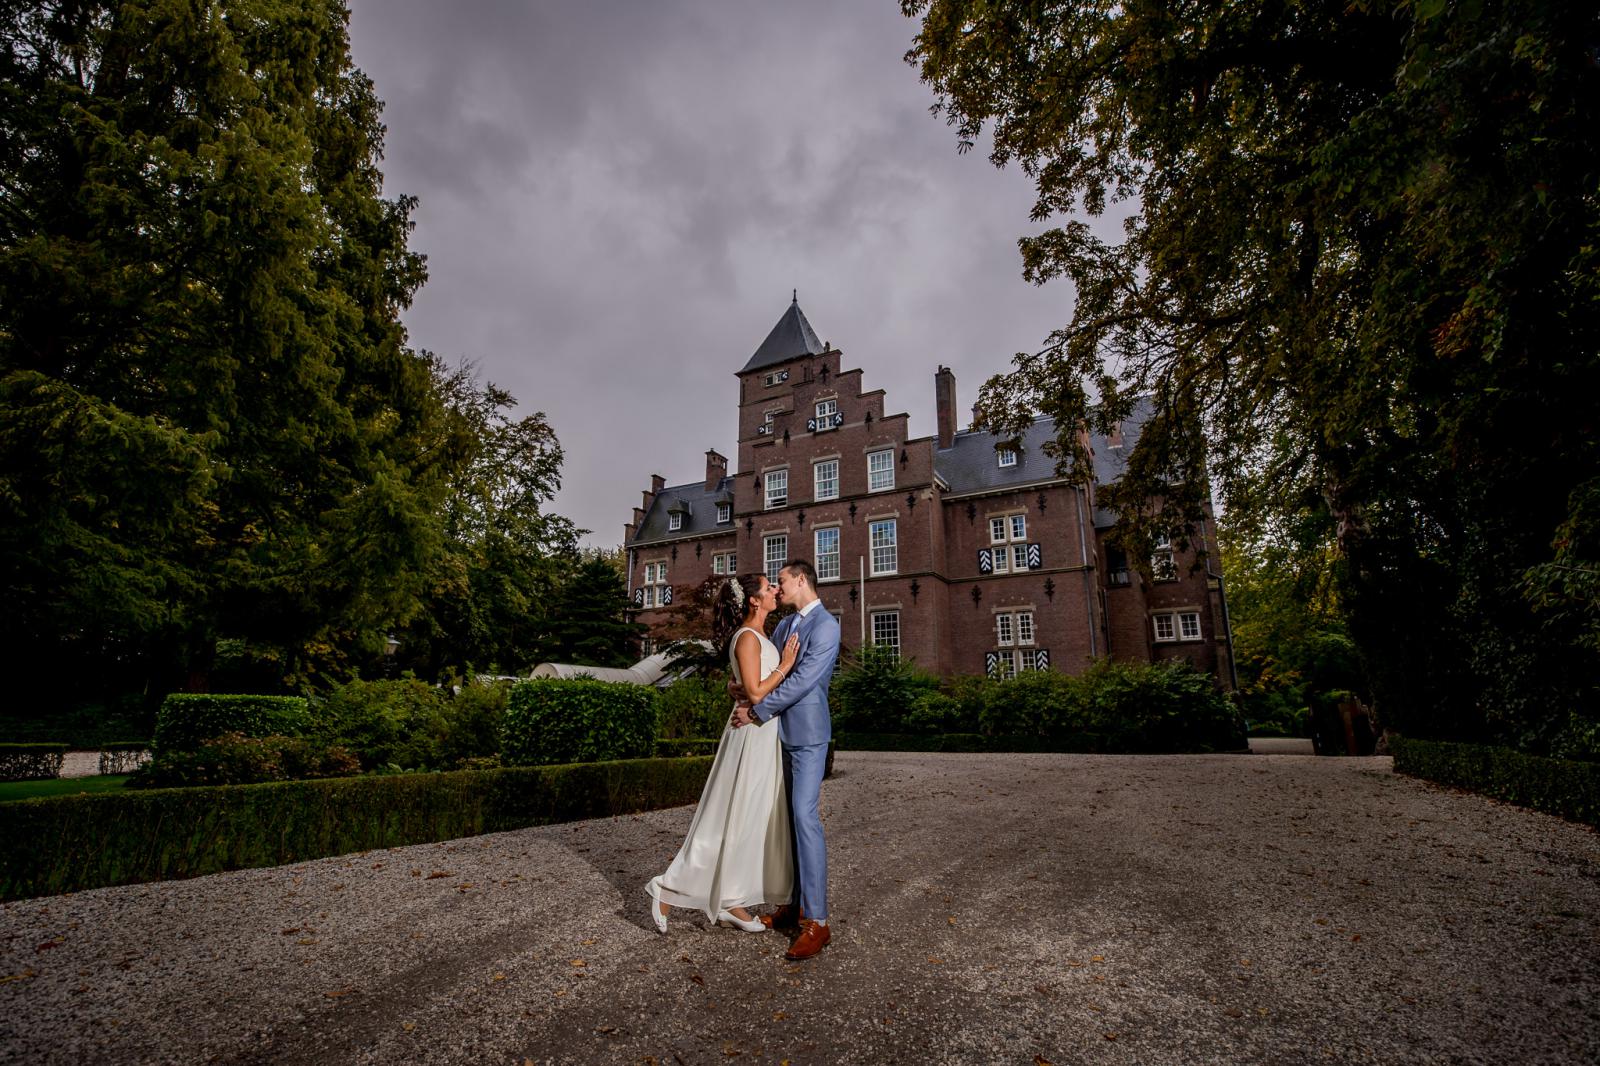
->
[705, 449, 727, 491]
[642, 474, 664, 515]
[935, 365, 957, 449]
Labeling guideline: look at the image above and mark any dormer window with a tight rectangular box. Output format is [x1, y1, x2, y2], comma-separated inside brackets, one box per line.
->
[998, 449, 1018, 468]
[668, 512, 683, 531]
[717, 502, 732, 524]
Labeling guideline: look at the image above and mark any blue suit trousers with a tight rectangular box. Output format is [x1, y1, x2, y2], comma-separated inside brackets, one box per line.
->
[782, 741, 828, 921]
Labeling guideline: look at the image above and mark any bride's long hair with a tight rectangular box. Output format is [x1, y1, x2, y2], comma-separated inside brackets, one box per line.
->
[711, 573, 767, 659]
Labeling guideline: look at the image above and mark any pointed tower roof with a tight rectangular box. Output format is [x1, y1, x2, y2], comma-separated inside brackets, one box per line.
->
[740, 292, 825, 373]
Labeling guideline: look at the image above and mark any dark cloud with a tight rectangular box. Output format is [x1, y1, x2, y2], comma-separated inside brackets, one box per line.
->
[346, 0, 1113, 547]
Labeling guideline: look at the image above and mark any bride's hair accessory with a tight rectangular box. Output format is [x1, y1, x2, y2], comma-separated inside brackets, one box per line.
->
[725, 578, 745, 608]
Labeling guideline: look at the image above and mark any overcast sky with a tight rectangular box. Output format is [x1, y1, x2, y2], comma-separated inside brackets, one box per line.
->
[344, 1, 1098, 549]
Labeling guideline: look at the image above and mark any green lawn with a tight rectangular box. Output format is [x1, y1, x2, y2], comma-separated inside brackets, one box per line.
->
[0, 776, 132, 802]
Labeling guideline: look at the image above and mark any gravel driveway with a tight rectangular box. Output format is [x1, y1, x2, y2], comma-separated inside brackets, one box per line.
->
[2, 752, 1596, 1064]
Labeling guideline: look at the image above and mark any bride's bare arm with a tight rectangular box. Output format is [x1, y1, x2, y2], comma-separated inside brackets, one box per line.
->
[734, 631, 800, 702]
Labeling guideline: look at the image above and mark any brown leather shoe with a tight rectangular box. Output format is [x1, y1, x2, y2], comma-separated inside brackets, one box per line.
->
[761, 903, 801, 931]
[784, 919, 831, 960]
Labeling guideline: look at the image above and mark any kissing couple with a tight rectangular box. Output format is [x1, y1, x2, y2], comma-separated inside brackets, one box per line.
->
[645, 560, 841, 960]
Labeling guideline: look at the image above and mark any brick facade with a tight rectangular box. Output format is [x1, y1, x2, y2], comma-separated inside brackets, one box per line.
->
[622, 301, 1235, 688]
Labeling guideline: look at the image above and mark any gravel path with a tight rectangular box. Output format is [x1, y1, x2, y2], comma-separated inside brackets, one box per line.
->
[2, 752, 1596, 1065]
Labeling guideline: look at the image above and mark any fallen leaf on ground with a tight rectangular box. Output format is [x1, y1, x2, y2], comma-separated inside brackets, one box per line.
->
[1034, 1057, 1054, 1065]
[1225, 1008, 1244, 1018]
[1103, 1032, 1118, 1041]
[569, 959, 586, 967]
[0, 971, 37, 984]
[492, 973, 506, 981]
[426, 870, 452, 879]
[1090, 954, 1104, 963]
[402, 1021, 415, 1032]
[689, 973, 706, 986]
[927, 957, 944, 965]
[296, 938, 319, 946]
[280, 928, 300, 936]
[324, 987, 354, 998]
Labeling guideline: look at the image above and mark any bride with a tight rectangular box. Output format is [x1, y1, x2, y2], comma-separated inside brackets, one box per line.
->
[646, 573, 800, 932]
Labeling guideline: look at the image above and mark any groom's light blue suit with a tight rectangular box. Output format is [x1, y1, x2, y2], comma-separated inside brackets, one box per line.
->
[750, 600, 840, 921]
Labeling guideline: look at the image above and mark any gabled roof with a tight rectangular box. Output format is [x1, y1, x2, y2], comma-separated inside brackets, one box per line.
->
[740, 295, 825, 373]
[629, 475, 739, 547]
[933, 396, 1156, 518]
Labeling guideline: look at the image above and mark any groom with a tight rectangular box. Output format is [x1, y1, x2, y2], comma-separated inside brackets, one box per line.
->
[731, 559, 840, 960]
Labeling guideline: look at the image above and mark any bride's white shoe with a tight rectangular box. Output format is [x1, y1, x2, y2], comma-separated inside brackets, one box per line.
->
[717, 910, 765, 933]
[645, 879, 668, 934]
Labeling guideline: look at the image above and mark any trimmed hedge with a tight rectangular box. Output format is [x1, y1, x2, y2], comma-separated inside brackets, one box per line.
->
[0, 743, 67, 781]
[656, 738, 720, 758]
[97, 743, 152, 776]
[1391, 736, 1600, 828]
[0, 756, 713, 901]
[502, 679, 658, 766]
[153, 694, 310, 753]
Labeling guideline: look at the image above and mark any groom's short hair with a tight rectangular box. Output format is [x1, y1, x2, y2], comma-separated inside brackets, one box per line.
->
[783, 559, 818, 591]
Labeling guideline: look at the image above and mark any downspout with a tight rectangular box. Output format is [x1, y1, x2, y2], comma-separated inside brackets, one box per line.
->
[1075, 487, 1097, 658]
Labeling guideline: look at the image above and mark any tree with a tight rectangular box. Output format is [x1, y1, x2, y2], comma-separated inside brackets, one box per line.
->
[0, 0, 447, 700]
[399, 357, 579, 678]
[531, 551, 645, 669]
[904, 0, 1600, 747]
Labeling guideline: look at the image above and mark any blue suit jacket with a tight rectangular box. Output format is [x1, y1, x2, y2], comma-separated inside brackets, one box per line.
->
[751, 603, 840, 747]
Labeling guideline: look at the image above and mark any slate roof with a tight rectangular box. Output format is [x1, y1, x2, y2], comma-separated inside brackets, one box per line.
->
[934, 396, 1156, 529]
[740, 296, 825, 373]
[629, 476, 738, 547]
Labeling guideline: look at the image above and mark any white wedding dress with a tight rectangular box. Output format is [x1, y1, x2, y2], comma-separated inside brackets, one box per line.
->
[650, 627, 794, 919]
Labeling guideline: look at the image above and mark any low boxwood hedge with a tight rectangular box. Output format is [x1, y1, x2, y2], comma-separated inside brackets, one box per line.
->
[1390, 736, 1600, 828]
[503, 679, 658, 766]
[0, 743, 67, 781]
[153, 694, 310, 753]
[0, 755, 713, 901]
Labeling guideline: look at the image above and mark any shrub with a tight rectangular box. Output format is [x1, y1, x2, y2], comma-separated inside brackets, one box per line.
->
[901, 690, 973, 734]
[831, 646, 939, 732]
[1076, 658, 1246, 753]
[658, 674, 733, 739]
[502, 679, 658, 766]
[1391, 736, 1600, 828]
[311, 679, 449, 771]
[0, 756, 714, 900]
[153, 695, 310, 753]
[977, 669, 1082, 737]
[97, 744, 152, 776]
[0, 744, 67, 782]
[656, 738, 720, 758]
[136, 733, 360, 787]
[436, 681, 510, 768]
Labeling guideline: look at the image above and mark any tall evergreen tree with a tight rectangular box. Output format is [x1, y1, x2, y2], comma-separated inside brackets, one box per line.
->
[0, 0, 447, 698]
[533, 552, 646, 669]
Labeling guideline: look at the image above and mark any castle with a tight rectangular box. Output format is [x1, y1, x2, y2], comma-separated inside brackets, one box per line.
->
[623, 298, 1235, 685]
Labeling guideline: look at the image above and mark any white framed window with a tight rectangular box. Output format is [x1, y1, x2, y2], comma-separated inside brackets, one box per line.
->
[815, 527, 840, 581]
[1016, 611, 1035, 645]
[642, 562, 668, 608]
[1179, 611, 1201, 640]
[998, 449, 1017, 468]
[814, 398, 837, 431]
[1010, 515, 1027, 541]
[668, 512, 682, 531]
[996, 613, 1014, 646]
[870, 611, 900, 658]
[763, 370, 789, 387]
[993, 648, 1016, 679]
[1011, 544, 1029, 571]
[765, 469, 787, 509]
[763, 534, 788, 584]
[989, 512, 1028, 573]
[716, 502, 731, 524]
[867, 449, 895, 492]
[989, 517, 1007, 545]
[1153, 614, 1176, 642]
[1019, 648, 1039, 672]
[1152, 534, 1177, 582]
[869, 519, 897, 575]
[814, 459, 839, 501]
[995, 611, 1034, 649]
[711, 551, 737, 575]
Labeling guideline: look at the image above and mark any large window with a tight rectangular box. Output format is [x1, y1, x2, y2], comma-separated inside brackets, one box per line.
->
[814, 458, 839, 501]
[1152, 610, 1202, 643]
[869, 519, 897, 575]
[765, 469, 787, 510]
[867, 449, 895, 492]
[870, 611, 900, 658]
[995, 610, 1035, 647]
[988, 512, 1028, 573]
[1152, 534, 1177, 582]
[764, 534, 788, 584]
[642, 562, 669, 608]
[814, 398, 838, 431]
[815, 527, 840, 581]
[711, 551, 737, 575]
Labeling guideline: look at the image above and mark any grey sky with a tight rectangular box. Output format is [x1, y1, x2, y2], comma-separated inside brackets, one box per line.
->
[344, 1, 1093, 549]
